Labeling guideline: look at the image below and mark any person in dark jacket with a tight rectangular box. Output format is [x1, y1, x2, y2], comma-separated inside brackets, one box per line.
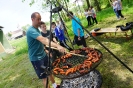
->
[40, 21, 62, 61]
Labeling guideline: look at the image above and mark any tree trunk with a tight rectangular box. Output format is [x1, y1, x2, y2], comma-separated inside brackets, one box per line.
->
[85, 0, 90, 9]
[94, 0, 101, 11]
[77, 1, 83, 18]
[106, 0, 111, 7]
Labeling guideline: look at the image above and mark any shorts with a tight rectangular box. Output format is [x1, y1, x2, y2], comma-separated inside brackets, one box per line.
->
[31, 55, 49, 79]
[74, 35, 87, 47]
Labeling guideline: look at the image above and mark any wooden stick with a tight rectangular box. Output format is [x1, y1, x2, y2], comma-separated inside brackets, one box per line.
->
[45, 46, 88, 58]
[67, 52, 88, 58]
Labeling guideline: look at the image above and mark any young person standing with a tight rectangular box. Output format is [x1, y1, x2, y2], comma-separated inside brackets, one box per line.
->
[117, 0, 126, 19]
[111, 0, 120, 20]
[51, 22, 73, 51]
[90, 6, 98, 24]
[40, 21, 62, 61]
[84, 9, 92, 27]
[67, 11, 87, 48]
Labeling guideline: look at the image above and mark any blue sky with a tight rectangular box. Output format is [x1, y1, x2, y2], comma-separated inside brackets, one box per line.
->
[0, 0, 50, 34]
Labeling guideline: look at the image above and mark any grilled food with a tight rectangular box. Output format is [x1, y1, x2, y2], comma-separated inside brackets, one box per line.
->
[52, 48, 102, 76]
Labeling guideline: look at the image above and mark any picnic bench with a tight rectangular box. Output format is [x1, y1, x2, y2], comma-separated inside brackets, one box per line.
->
[90, 28, 133, 39]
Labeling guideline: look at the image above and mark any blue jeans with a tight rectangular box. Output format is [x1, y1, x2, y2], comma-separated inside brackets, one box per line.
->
[114, 9, 119, 19]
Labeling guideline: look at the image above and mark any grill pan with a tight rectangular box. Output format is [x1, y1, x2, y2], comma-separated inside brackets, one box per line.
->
[52, 48, 103, 79]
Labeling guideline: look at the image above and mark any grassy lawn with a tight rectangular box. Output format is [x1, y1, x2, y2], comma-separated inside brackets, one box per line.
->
[0, 6, 133, 88]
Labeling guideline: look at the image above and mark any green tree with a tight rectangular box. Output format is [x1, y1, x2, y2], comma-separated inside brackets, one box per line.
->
[8, 32, 12, 37]
[85, 0, 90, 8]
[94, 0, 101, 11]
[21, 24, 30, 31]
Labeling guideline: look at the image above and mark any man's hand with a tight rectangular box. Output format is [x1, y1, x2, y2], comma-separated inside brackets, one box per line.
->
[57, 45, 66, 53]
[45, 50, 52, 57]
[37, 35, 66, 52]
[78, 37, 81, 40]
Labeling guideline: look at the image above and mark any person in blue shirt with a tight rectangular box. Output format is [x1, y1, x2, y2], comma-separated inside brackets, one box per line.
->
[67, 11, 87, 48]
[51, 22, 73, 51]
[26, 12, 65, 88]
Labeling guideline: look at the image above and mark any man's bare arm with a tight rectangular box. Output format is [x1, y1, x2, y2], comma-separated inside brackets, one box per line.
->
[36, 36, 65, 52]
[77, 29, 80, 37]
[77, 29, 81, 40]
[53, 38, 58, 44]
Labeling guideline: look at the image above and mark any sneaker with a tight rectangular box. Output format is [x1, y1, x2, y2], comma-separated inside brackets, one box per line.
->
[56, 85, 60, 88]
[117, 18, 120, 20]
[124, 18, 126, 20]
[84, 34, 90, 39]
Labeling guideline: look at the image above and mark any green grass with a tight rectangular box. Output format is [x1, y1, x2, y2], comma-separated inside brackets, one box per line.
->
[9, 37, 28, 55]
[1, 5, 133, 88]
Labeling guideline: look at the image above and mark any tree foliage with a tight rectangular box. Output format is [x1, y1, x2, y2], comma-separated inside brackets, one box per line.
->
[8, 32, 12, 37]
[21, 24, 30, 31]
[22, 0, 133, 21]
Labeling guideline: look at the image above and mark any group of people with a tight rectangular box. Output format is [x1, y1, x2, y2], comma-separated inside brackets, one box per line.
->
[111, 0, 125, 20]
[26, 11, 87, 88]
[24, 1, 127, 87]
[84, 6, 98, 27]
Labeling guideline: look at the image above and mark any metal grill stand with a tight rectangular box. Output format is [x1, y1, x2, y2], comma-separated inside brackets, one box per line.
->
[60, 69, 102, 88]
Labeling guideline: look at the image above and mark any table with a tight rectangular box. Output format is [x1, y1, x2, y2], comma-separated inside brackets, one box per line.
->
[90, 28, 133, 39]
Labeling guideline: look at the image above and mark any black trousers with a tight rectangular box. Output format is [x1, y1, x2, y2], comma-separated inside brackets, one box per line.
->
[87, 16, 92, 26]
[91, 17, 98, 24]
[60, 40, 73, 51]
[117, 10, 124, 18]
[74, 35, 87, 47]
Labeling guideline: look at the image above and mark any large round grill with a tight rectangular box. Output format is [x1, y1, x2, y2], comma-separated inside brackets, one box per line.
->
[52, 48, 103, 79]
